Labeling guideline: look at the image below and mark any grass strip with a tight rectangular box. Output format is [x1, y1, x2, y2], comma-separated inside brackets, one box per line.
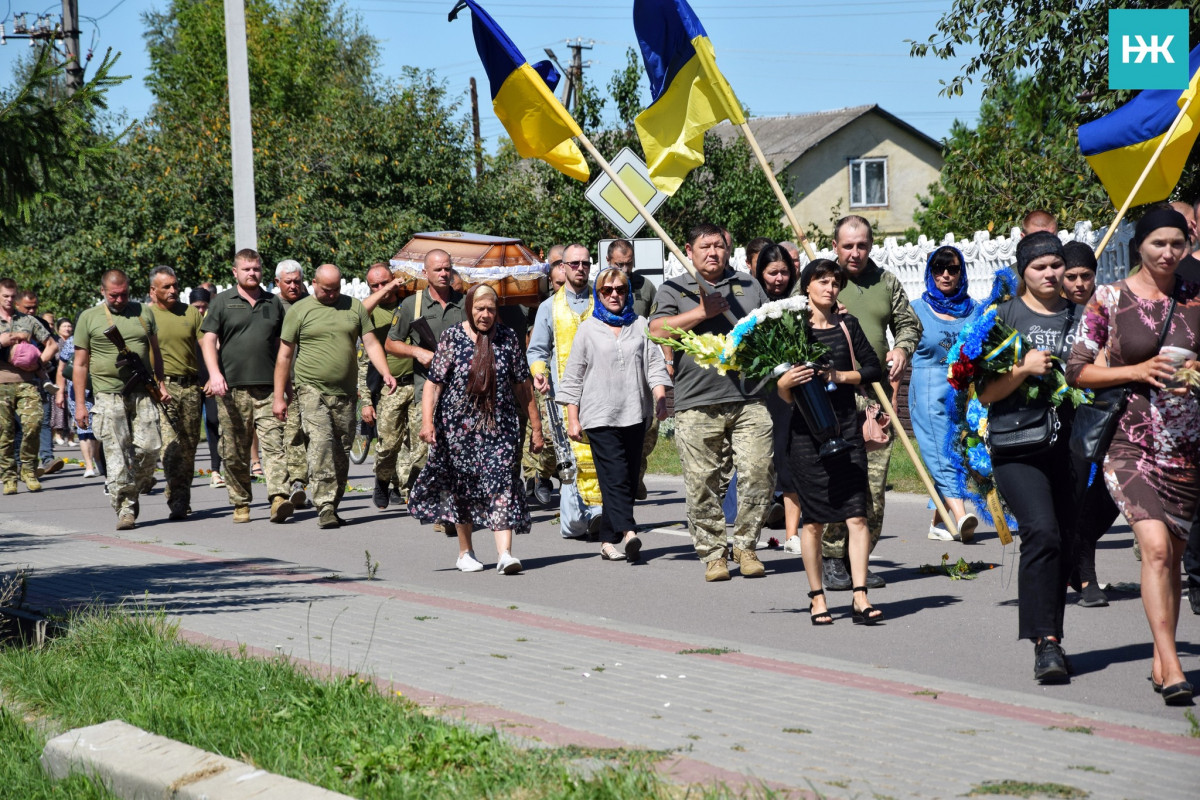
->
[0, 705, 116, 799]
[0, 609, 764, 799]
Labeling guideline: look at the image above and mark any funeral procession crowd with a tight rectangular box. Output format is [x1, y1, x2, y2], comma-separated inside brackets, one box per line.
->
[3, 202, 1200, 706]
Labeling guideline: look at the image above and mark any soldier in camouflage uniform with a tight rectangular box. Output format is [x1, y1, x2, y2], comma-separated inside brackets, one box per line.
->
[649, 223, 774, 582]
[148, 266, 205, 520]
[201, 249, 289, 524]
[815, 215, 922, 591]
[276, 260, 311, 508]
[359, 264, 414, 509]
[0, 277, 60, 493]
[275, 264, 395, 529]
[73, 270, 170, 530]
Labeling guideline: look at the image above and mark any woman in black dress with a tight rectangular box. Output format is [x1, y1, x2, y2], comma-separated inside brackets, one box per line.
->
[776, 259, 883, 625]
[409, 284, 544, 575]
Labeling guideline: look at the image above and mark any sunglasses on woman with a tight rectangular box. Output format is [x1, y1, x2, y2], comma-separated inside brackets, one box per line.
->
[598, 286, 628, 296]
[932, 264, 962, 276]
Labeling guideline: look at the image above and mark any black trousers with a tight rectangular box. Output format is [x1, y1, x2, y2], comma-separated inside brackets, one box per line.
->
[993, 438, 1085, 641]
[204, 394, 221, 471]
[1070, 454, 1121, 585]
[586, 423, 646, 545]
[1184, 515, 1200, 592]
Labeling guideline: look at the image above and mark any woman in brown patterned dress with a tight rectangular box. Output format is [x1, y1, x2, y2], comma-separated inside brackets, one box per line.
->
[1066, 207, 1200, 705]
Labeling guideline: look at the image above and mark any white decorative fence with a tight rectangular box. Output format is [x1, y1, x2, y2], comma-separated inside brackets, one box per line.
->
[663, 220, 1135, 302]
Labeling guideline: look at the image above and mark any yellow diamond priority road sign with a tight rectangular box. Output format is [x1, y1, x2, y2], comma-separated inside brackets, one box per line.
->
[584, 148, 668, 239]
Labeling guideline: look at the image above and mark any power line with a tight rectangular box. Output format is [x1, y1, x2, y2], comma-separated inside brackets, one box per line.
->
[90, 0, 129, 22]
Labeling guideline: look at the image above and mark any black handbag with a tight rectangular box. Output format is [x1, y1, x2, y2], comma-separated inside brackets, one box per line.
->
[986, 304, 1075, 460]
[1069, 297, 1176, 463]
[988, 403, 1060, 459]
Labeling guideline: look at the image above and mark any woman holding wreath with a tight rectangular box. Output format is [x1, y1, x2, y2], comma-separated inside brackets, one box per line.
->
[409, 284, 544, 575]
[559, 267, 671, 562]
[1066, 207, 1200, 705]
[776, 259, 883, 626]
[976, 232, 1087, 684]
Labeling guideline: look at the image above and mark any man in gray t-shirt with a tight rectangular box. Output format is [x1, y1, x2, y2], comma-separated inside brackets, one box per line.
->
[650, 222, 773, 583]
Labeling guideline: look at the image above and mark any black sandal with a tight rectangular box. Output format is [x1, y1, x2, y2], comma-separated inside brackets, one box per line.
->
[851, 586, 883, 625]
[808, 589, 833, 626]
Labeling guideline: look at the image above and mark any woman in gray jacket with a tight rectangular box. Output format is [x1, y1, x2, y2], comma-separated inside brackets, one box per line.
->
[560, 267, 671, 562]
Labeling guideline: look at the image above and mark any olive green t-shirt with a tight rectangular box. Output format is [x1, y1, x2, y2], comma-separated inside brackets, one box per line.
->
[281, 294, 372, 397]
[150, 302, 203, 378]
[200, 288, 283, 388]
[75, 302, 158, 394]
[386, 289, 466, 399]
[370, 303, 412, 378]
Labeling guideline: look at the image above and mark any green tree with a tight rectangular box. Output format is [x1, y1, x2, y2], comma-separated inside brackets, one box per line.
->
[913, 76, 1110, 238]
[0, 46, 124, 242]
[910, 0, 1200, 218]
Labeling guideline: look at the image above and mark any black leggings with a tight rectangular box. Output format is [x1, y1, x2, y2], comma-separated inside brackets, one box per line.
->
[1070, 454, 1121, 586]
[992, 438, 1085, 641]
[586, 423, 646, 545]
[204, 394, 221, 472]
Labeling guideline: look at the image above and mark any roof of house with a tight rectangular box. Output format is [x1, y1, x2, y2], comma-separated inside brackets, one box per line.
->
[712, 104, 944, 172]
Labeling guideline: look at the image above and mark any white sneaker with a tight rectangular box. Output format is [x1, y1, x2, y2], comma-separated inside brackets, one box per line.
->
[82, 468, 96, 479]
[497, 551, 523, 575]
[782, 536, 803, 555]
[956, 513, 979, 544]
[456, 551, 484, 573]
[928, 524, 955, 541]
[211, 471, 226, 488]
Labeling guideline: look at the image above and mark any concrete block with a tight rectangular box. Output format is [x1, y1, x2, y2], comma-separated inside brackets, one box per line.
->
[42, 719, 354, 799]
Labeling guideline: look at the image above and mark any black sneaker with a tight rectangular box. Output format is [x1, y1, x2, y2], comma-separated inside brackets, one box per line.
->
[1034, 638, 1069, 683]
[372, 477, 390, 510]
[1189, 585, 1200, 616]
[1078, 583, 1108, 608]
[822, 557, 852, 591]
[533, 476, 553, 507]
[865, 567, 886, 589]
[389, 485, 405, 506]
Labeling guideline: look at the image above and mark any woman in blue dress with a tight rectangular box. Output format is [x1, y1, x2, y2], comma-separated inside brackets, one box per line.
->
[908, 245, 980, 542]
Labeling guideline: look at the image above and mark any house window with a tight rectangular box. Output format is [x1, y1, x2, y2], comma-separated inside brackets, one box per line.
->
[849, 158, 887, 208]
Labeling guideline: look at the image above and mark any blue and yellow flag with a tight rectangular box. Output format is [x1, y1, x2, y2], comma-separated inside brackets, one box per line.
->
[450, 1, 588, 181]
[632, 0, 746, 195]
[1078, 44, 1200, 209]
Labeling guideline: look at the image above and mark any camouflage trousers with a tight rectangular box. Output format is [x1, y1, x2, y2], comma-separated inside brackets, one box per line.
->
[522, 389, 556, 480]
[0, 382, 42, 481]
[402, 393, 428, 490]
[822, 436, 892, 558]
[215, 386, 287, 508]
[373, 384, 413, 484]
[92, 391, 161, 515]
[284, 396, 308, 486]
[296, 385, 355, 511]
[160, 378, 202, 515]
[675, 400, 774, 562]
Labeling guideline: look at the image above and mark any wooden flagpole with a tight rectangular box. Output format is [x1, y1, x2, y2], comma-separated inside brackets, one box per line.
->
[1094, 88, 1196, 258]
[574, 131, 739, 326]
[738, 122, 818, 260]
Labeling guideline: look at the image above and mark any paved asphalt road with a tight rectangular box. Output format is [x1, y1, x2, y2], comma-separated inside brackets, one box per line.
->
[2, 442, 1198, 797]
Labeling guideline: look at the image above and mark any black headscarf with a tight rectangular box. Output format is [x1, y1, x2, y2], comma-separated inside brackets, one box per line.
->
[1130, 207, 1190, 265]
[1015, 231, 1063, 276]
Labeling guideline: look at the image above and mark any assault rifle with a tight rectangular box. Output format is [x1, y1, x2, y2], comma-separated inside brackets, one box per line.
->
[103, 325, 166, 404]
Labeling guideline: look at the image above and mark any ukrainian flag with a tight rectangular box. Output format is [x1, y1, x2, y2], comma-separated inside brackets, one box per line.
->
[633, 0, 745, 195]
[450, 1, 588, 181]
[1078, 44, 1200, 209]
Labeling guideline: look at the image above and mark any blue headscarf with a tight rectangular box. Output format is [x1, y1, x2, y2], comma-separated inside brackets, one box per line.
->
[591, 277, 638, 327]
[922, 245, 973, 318]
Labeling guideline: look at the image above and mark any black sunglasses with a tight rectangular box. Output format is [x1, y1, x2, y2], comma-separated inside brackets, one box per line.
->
[932, 264, 962, 276]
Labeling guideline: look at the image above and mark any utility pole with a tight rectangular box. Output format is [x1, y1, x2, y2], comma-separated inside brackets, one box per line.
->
[469, 76, 483, 181]
[542, 38, 592, 115]
[61, 0, 82, 93]
[223, 0, 258, 251]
